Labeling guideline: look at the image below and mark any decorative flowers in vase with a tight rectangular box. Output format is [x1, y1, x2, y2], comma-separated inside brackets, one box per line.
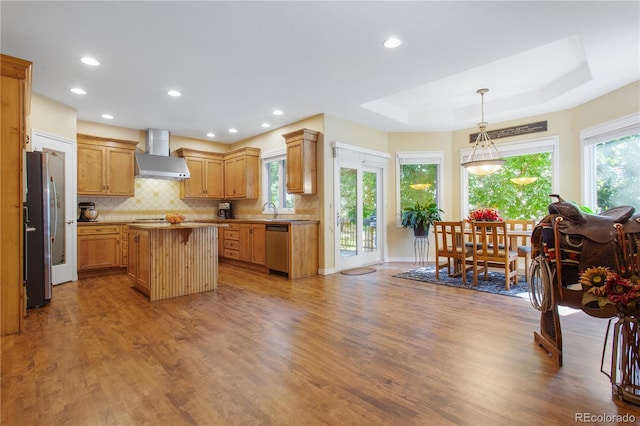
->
[580, 266, 640, 315]
[465, 207, 503, 223]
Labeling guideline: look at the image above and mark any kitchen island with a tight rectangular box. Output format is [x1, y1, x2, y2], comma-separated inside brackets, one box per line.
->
[127, 222, 226, 301]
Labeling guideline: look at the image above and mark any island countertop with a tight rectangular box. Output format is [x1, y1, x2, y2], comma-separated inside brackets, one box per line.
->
[127, 222, 228, 230]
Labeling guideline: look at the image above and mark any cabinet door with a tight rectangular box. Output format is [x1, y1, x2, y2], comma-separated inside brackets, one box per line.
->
[78, 234, 120, 270]
[106, 148, 135, 195]
[77, 144, 105, 194]
[286, 140, 303, 193]
[238, 224, 252, 262]
[225, 156, 247, 198]
[251, 224, 266, 265]
[136, 230, 150, 294]
[205, 158, 224, 199]
[183, 157, 205, 198]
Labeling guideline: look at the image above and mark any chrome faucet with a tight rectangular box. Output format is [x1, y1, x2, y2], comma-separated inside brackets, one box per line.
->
[263, 201, 278, 219]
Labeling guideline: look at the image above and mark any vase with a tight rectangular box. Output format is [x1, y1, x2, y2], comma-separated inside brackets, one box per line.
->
[606, 313, 640, 405]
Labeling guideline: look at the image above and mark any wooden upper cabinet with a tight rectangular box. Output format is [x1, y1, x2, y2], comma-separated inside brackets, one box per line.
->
[224, 147, 260, 199]
[176, 148, 224, 199]
[77, 134, 137, 196]
[283, 129, 319, 195]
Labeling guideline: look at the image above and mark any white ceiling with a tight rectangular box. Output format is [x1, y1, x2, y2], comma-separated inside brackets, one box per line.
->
[1, 1, 639, 143]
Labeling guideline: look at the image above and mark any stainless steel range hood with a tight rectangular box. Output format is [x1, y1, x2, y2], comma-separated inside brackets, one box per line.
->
[134, 129, 190, 180]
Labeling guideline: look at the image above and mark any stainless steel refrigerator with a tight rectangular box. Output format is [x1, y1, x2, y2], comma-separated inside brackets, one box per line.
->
[24, 151, 52, 308]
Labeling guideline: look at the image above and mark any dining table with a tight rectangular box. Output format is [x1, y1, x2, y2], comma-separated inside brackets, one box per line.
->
[446, 226, 533, 279]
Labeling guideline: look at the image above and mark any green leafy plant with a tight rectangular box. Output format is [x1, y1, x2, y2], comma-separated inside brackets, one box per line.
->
[401, 201, 443, 235]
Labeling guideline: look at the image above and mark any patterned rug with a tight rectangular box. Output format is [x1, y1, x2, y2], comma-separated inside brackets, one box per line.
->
[394, 265, 529, 298]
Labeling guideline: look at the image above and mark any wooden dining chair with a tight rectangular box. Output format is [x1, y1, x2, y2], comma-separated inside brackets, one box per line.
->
[433, 221, 473, 285]
[506, 219, 536, 282]
[471, 221, 519, 290]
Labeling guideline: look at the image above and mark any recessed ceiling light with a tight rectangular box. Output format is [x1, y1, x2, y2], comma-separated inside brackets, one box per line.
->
[383, 37, 402, 49]
[81, 57, 100, 66]
[261, 123, 271, 128]
[272, 109, 283, 116]
[228, 128, 238, 133]
[206, 132, 215, 138]
[167, 90, 182, 97]
[70, 88, 86, 95]
[101, 114, 114, 120]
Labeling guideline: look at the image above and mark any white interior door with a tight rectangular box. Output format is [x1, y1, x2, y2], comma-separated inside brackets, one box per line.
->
[31, 130, 77, 284]
[334, 143, 387, 271]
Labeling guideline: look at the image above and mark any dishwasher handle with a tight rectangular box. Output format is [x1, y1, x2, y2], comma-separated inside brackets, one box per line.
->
[266, 224, 288, 232]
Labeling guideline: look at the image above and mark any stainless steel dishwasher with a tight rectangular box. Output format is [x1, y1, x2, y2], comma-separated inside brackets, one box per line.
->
[266, 224, 289, 275]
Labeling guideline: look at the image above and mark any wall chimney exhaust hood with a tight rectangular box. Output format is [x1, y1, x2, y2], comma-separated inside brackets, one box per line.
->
[134, 129, 190, 180]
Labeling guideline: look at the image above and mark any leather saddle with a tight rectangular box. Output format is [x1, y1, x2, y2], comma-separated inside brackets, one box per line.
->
[548, 202, 640, 244]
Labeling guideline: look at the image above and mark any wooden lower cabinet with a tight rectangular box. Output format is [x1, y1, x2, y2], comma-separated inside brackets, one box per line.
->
[239, 224, 266, 265]
[216, 220, 317, 278]
[77, 225, 121, 270]
[127, 228, 150, 296]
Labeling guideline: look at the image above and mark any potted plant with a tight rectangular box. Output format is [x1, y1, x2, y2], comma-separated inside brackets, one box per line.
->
[401, 201, 444, 236]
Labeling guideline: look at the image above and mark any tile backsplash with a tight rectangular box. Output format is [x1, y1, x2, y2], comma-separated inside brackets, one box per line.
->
[79, 179, 217, 222]
[78, 178, 321, 222]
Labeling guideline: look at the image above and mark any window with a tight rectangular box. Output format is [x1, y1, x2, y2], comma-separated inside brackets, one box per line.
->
[582, 113, 640, 212]
[461, 137, 558, 221]
[396, 152, 443, 224]
[262, 149, 294, 212]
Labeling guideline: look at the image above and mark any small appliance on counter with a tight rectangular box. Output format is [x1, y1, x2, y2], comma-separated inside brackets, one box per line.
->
[78, 202, 98, 222]
[217, 202, 233, 219]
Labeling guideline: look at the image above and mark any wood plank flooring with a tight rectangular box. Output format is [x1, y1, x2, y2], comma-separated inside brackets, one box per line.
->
[3, 262, 640, 425]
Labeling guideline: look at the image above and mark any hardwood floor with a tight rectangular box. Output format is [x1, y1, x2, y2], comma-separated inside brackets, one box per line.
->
[2, 262, 640, 425]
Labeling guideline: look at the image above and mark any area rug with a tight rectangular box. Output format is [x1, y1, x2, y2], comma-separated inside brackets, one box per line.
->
[394, 266, 529, 298]
[340, 267, 376, 276]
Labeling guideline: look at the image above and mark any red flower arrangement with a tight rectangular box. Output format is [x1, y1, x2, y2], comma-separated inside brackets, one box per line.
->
[465, 207, 503, 222]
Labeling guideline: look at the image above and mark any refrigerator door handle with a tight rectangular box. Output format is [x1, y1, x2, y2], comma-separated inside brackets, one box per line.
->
[50, 176, 57, 244]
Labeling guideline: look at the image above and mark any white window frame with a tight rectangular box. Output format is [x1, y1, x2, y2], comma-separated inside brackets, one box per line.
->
[261, 148, 295, 214]
[580, 112, 640, 210]
[460, 136, 559, 218]
[396, 151, 444, 226]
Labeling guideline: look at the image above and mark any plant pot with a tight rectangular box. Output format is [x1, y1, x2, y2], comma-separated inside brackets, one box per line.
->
[413, 224, 429, 237]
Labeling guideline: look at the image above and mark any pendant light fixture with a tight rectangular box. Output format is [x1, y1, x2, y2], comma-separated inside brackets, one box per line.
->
[461, 88, 504, 176]
[510, 176, 538, 185]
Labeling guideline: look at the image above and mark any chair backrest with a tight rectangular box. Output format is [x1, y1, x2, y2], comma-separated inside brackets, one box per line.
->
[434, 221, 465, 256]
[506, 219, 536, 247]
[471, 221, 511, 261]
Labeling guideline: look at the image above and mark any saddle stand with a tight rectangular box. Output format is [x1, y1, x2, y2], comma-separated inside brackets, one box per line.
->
[530, 201, 640, 366]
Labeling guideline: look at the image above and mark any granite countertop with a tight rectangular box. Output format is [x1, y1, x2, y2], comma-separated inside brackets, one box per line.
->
[78, 219, 319, 226]
[127, 222, 227, 230]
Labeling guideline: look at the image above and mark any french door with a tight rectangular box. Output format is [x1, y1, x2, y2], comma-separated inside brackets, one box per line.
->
[31, 130, 77, 284]
[334, 143, 387, 271]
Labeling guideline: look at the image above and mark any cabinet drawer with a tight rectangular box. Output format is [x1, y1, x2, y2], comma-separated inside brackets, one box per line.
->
[226, 223, 240, 231]
[224, 249, 240, 259]
[224, 230, 239, 240]
[78, 225, 120, 235]
[224, 240, 239, 250]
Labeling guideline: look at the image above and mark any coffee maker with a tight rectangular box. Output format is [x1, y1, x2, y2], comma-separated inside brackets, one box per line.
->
[78, 202, 98, 222]
[217, 202, 233, 219]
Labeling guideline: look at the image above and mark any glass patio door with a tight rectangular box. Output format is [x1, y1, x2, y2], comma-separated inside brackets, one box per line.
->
[334, 143, 387, 271]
